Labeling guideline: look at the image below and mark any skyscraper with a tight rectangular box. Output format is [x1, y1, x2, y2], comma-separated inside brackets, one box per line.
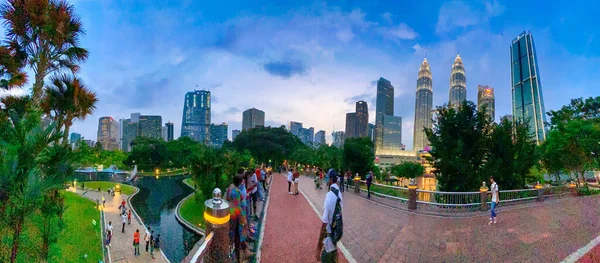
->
[242, 108, 265, 131]
[181, 90, 211, 143]
[368, 123, 375, 142]
[449, 54, 466, 109]
[209, 123, 228, 148]
[121, 118, 138, 152]
[315, 130, 326, 145]
[511, 31, 547, 144]
[355, 101, 369, 137]
[477, 85, 495, 121]
[375, 77, 394, 151]
[139, 115, 162, 139]
[70, 133, 81, 144]
[382, 115, 402, 151]
[162, 126, 168, 141]
[165, 122, 174, 141]
[232, 129, 241, 140]
[332, 131, 345, 148]
[413, 58, 433, 152]
[289, 121, 303, 137]
[301, 127, 315, 145]
[345, 112, 357, 138]
[97, 117, 120, 150]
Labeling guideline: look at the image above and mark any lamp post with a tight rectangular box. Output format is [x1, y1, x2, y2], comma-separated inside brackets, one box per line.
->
[408, 178, 418, 210]
[479, 181, 489, 211]
[204, 188, 230, 262]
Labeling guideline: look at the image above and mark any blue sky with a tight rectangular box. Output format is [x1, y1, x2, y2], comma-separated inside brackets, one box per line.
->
[5, 0, 598, 149]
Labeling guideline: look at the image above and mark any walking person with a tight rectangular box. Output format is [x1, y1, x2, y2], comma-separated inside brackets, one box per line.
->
[255, 167, 265, 201]
[292, 169, 300, 195]
[287, 169, 293, 194]
[345, 170, 352, 191]
[489, 176, 500, 225]
[246, 170, 258, 219]
[339, 170, 345, 192]
[153, 234, 161, 259]
[227, 174, 254, 262]
[317, 169, 344, 263]
[121, 211, 127, 233]
[128, 209, 132, 225]
[133, 229, 140, 256]
[318, 168, 324, 189]
[102, 194, 106, 208]
[366, 171, 373, 199]
[106, 221, 113, 247]
[149, 230, 155, 258]
[144, 227, 151, 252]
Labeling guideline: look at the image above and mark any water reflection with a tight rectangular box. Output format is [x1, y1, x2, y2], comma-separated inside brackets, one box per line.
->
[130, 175, 201, 262]
[395, 176, 437, 202]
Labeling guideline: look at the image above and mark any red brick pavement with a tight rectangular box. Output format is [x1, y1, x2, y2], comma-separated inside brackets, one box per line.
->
[260, 173, 347, 263]
[297, 174, 600, 263]
[579, 244, 600, 263]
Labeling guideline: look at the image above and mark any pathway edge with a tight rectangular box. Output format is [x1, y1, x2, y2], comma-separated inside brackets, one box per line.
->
[561, 235, 600, 263]
[255, 174, 274, 262]
[176, 178, 207, 236]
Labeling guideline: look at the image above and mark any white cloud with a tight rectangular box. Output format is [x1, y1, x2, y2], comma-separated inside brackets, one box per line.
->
[380, 12, 393, 23]
[435, 0, 505, 34]
[385, 23, 418, 40]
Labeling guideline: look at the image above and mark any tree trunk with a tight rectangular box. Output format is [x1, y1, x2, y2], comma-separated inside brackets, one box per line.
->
[31, 65, 47, 106]
[10, 216, 24, 263]
[581, 171, 589, 188]
[62, 119, 71, 146]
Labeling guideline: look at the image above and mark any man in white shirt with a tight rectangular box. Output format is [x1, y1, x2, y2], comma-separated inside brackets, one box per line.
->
[144, 227, 151, 252]
[489, 176, 499, 225]
[317, 169, 343, 262]
[121, 212, 127, 233]
[287, 169, 294, 194]
[106, 221, 113, 246]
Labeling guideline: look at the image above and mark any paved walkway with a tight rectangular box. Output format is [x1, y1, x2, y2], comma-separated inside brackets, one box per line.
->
[297, 174, 600, 263]
[261, 173, 347, 263]
[73, 188, 169, 263]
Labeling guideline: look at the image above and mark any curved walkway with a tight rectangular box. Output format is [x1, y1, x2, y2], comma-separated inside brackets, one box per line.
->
[73, 188, 169, 263]
[297, 174, 600, 263]
[261, 173, 348, 263]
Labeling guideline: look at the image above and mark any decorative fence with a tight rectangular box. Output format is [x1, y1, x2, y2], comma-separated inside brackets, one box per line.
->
[353, 180, 574, 213]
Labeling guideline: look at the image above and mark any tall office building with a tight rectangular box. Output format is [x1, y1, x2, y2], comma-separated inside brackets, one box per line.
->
[121, 118, 138, 152]
[289, 121, 303, 137]
[511, 31, 547, 144]
[449, 54, 467, 109]
[315, 130, 326, 145]
[345, 112, 357, 138]
[301, 127, 315, 145]
[209, 123, 228, 148]
[181, 90, 211, 143]
[165, 122, 174, 141]
[242, 108, 265, 131]
[477, 85, 495, 121]
[375, 77, 394, 151]
[162, 126, 168, 141]
[355, 101, 369, 137]
[368, 123, 375, 142]
[332, 131, 345, 148]
[413, 58, 433, 152]
[382, 115, 402, 151]
[70, 133, 81, 144]
[139, 115, 162, 139]
[97, 117, 120, 150]
[232, 129, 241, 140]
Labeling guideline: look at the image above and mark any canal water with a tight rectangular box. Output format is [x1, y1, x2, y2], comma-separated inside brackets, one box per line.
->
[130, 175, 201, 262]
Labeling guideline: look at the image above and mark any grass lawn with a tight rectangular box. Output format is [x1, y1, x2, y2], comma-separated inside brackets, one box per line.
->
[183, 178, 194, 189]
[1, 191, 102, 262]
[179, 194, 206, 229]
[81, 181, 136, 195]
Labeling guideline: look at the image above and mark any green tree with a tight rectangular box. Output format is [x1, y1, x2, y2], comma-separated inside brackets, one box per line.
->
[233, 126, 303, 166]
[342, 137, 375, 179]
[425, 101, 491, 191]
[391, 162, 425, 180]
[1, 0, 89, 104]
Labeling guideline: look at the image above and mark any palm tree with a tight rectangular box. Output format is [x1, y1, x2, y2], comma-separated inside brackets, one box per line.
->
[1, 0, 89, 104]
[0, 40, 27, 90]
[42, 74, 97, 145]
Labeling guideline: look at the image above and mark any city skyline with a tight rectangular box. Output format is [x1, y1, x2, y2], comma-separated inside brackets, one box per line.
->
[14, 1, 596, 150]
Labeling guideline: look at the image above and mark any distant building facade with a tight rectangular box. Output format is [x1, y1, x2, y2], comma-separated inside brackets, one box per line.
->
[345, 112, 357, 138]
[332, 131, 345, 148]
[413, 58, 433, 152]
[375, 77, 394, 152]
[209, 123, 228, 148]
[70, 133, 82, 144]
[449, 54, 467, 109]
[242, 108, 265, 131]
[289, 121, 303, 137]
[165, 122, 174, 141]
[382, 115, 402, 152]
[477, 85, 495, 121]
[181, 90, 211, 143]
[139, 115, 162, 139]
[368, 123, 375, 142]
[314, 130, 326, 145]
[232, 129, 241, 140]
[97, 116, 120, 150]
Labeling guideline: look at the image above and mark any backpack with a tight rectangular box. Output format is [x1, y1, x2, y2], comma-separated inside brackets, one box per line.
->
[329, 187, 343, 244]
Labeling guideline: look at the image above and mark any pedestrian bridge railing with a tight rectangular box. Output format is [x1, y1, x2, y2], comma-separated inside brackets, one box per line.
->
[352, 180, 574, 213]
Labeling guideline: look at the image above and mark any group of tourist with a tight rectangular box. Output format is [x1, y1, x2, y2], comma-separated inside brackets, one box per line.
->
[287, 168, 300, 195]
[132, 226, 161, 258]
[226, 165, 272, 262]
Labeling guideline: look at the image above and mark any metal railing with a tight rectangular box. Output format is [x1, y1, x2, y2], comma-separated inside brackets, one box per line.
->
[358, 181, 410, 202]
[416, 189, 482, 212]
[189, 232, 213, 263]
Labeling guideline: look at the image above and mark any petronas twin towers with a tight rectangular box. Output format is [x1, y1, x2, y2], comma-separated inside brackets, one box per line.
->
[412, 54, 467, 152]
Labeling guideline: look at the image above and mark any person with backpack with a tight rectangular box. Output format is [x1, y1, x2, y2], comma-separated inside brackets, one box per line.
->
[317, 169, 344, 263]
[366, 171, 374, 199]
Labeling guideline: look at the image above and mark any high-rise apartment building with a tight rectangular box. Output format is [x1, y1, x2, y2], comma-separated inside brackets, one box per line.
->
[209, 123, 228, 148]
[413, 58, 433, 152]
[165, 122, 174, 141]
[382, 115, 402, 151]
[314, 130, 326, 145]
[121, 118, 138, 152]
[70, 133, 81, 144]
[449, 54, 466, 109]
[242, 108, 265, 131]
[511, 31, 547, 144]
[301, 127, 314, 145]
[181, 90, 211, 143]
[332, 131, 345, 148]
[375, 77, 394, 151]
[139, 115, 162, 139]
[355, 101, 369, 137]
[345, 112, 357, 138]
[97, 116, 120, 150]
[232, 129, 241, 140]
[289, 121, 303, 137]
[477, 85, 495, 121]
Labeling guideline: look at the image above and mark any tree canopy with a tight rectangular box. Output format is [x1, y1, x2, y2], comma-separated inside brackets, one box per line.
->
[232, 126, 304, 166]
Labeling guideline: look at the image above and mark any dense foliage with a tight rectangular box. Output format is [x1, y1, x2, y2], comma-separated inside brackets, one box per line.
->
[390, 162, 425, 180]
[233, 126, 304, 166]
[425, 101, 539, 191]
[342, 137, 375, 179]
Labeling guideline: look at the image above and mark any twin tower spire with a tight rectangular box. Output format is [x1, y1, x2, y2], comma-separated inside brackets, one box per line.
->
[413, 54, 466, 152]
